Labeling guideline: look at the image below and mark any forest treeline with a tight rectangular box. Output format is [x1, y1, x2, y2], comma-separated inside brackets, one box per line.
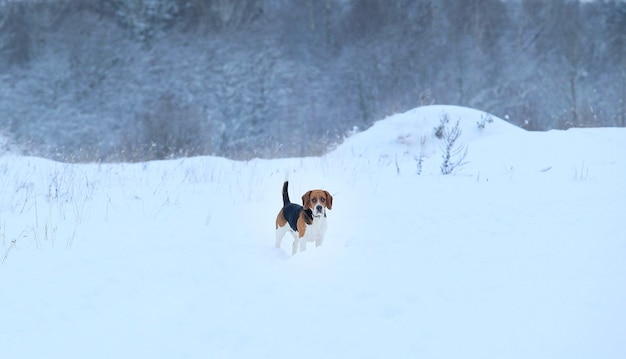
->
[0, 0, 625, 161]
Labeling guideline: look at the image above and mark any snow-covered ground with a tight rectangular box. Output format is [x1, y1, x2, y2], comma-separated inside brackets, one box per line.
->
[1, 105, 625, 358]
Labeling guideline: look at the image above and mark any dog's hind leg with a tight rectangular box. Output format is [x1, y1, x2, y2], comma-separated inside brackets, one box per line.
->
[275, 225, 289, 249]
[290, 232, 300, 255]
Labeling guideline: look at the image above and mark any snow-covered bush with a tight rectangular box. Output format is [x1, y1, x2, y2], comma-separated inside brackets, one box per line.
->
[136, 93, 209, 160]
[104, 0, 180, 45]
[433, 114, 450, 139]
[440, 120, 468, 175]
[0, 130, 19, 155]
[415, 135, 427, 175]
[477, 113, 494, 130]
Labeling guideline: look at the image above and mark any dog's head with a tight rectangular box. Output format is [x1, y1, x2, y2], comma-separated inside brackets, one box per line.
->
[302, 190, 333, 217]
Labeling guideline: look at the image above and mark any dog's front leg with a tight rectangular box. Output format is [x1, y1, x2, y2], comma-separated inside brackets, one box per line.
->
[292, 235, 303, 255]
[315, 235, 324, 247]
[292, 239, 298, 255]
[298, 236, 307, 253]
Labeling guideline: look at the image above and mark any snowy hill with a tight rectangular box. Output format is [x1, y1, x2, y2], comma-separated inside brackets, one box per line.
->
[1, 105, 625, 358]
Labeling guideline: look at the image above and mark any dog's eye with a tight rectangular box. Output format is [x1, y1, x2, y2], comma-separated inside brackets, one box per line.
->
[312, 198, 317, 203]
[320, 198, 325, 202]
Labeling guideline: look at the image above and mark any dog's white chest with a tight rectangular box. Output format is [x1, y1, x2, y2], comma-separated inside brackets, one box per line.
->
[304, 216, 327, 242]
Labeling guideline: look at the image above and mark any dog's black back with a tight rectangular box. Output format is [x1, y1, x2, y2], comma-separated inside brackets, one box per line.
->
[281, 181, 312, 231]
[282, 203, 301, 231]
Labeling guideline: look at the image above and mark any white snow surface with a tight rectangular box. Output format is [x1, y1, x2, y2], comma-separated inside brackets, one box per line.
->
[1, 105, 625, 358]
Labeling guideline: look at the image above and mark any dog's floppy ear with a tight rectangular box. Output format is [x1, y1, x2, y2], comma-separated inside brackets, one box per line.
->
[301, 191, 312, 209]
[324, 191, 333, 210]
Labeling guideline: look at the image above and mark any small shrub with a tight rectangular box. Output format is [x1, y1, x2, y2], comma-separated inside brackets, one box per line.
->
[414, 135, 428, 175]
[477, 113, 494, 129]
[573, 161, 590, 181]
[434, 114, 450, 139]
[419, 90, 435, 106]
[440, 120, 468, 175]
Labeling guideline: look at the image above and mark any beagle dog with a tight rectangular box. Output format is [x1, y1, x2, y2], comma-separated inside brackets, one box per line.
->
[275, 181, 333, 255]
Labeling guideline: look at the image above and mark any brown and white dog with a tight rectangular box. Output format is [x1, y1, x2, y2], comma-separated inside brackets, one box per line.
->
[275, 181, 333, 255]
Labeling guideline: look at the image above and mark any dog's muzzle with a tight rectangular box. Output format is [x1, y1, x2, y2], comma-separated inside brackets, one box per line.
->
[313, 204, 324, 217]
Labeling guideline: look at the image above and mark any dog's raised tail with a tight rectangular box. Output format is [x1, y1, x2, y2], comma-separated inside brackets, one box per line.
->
[282, 181, 291, 206]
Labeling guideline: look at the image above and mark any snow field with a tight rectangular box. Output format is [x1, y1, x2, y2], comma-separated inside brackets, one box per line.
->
[1, 105, 625, 358]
